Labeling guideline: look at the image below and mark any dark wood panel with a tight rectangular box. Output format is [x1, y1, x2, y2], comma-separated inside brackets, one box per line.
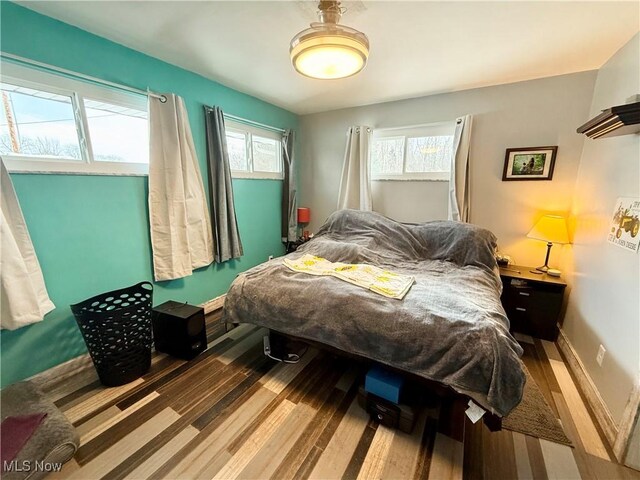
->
[525, 434, 550, 480]
[413, 416, 438, 480]
[521, 342, 561, 418]
[341, 419, 378, 480]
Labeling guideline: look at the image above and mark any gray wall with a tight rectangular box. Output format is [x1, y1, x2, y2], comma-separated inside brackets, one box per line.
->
[299, 71, 596, 267]
[371, 180, 449, 223]
[561, 34, 640, 425]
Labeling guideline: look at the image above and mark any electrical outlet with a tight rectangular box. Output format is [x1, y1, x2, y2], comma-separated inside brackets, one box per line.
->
[596, 344, 606, 366]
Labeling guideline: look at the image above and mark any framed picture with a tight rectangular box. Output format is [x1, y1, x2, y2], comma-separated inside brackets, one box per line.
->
[502, 146, 558, 181]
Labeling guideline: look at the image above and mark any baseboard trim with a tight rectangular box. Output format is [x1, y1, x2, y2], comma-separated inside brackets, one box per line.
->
[28, 352, 93, 392]
[202, 294, 226, 314]
[556, 328, 618, 450]
[614, 378, 640, 465]
[26, 294, 227, 390]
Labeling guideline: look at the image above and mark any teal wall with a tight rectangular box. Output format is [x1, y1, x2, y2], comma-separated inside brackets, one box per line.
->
[0, 2, 298, 386]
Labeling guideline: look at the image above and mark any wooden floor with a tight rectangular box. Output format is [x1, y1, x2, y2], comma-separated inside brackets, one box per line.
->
[41, 313, 639, 480]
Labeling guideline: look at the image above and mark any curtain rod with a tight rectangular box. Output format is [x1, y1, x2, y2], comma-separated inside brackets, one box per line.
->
[0, 51, 167, 103]
[223, 112, 286, 134]
[374, 120, 454, 133]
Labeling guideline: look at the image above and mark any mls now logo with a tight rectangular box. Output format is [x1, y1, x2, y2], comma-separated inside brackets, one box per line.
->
[3, 460, 63, 473]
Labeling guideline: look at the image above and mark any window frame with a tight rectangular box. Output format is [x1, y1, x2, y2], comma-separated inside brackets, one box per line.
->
[370, 121, 455, 182]
[1, 63, 149, 176]
[225, 120, 283, 180]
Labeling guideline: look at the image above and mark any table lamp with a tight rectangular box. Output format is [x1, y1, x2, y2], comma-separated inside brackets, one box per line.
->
[527, 215, 570, 274]
[297, 207, 311, 240]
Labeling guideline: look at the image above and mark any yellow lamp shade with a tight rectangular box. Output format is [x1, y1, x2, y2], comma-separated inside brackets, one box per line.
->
[527, 215, 570, 244]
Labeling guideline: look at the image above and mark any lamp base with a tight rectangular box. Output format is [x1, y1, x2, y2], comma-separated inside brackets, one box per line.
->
[530, 265, 549, 275]
[530, 242, 553, 275]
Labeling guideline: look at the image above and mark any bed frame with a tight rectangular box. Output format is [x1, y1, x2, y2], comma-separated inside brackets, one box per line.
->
[265, 328, 503, 432]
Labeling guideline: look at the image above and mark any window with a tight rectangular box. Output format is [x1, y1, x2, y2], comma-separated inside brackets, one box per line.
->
[1, 63, 148, 175]
[370, 122, 455, 180]
[225, 120, 283, 179]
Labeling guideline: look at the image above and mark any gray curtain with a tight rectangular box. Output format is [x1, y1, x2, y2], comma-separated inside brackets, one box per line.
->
[282, 129, 297, 243]
[204, 106, 243, 262]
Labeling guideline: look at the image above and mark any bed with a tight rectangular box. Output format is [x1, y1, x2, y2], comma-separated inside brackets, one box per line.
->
[222, 209, 525, 418]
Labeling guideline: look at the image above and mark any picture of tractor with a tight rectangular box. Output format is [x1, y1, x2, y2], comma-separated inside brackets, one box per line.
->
[615, 209, 640, 239]
[612, 205, 624, 224]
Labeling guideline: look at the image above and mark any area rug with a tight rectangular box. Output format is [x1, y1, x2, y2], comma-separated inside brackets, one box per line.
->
[502, 365, 572, 446]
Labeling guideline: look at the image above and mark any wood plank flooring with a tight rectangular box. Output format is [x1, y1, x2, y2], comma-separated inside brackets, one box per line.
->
[41, 314, 639, 480]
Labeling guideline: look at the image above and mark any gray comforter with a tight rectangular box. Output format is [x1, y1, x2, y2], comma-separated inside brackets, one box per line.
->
[223, 210, 525, 416]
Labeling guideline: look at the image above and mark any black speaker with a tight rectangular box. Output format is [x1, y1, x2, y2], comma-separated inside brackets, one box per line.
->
[152, 301, 207, 359]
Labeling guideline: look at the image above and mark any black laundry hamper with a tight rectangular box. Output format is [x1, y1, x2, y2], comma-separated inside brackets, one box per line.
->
[70, 282, 154, 387]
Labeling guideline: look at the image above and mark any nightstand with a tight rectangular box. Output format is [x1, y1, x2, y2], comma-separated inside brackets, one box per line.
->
[499, 265, 567, 341]
[286, 238, 310, 253]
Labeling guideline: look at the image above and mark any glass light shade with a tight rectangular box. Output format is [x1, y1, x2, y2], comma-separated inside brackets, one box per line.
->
[527, 215, 570, 244]
[290, 25, 369, 79]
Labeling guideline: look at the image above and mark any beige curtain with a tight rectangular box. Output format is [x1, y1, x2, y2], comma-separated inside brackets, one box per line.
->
[148, 94, 214, 281]
[337, 126, 372, 211]
[448, 115, 473, 222]
[1, 159, 55, 330]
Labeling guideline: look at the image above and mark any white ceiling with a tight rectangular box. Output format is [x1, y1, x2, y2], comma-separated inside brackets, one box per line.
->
[17, 1, 640, 115]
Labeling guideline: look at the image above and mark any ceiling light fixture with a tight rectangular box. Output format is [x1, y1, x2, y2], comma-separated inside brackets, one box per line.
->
[290, 0, 369, 80]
